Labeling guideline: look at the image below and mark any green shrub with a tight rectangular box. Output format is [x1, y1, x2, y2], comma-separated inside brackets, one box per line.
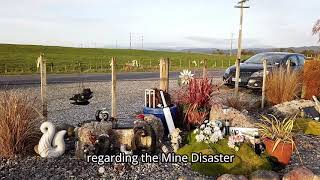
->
[177, 132, 272, 176]
[294, 119, 320, 136]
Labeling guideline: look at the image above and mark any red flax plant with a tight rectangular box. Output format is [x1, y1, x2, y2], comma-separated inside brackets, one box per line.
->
[0, 91, 42, 158]
[303, 60, 320, 99]
[175, 77, 215, 125]
[266, 67, 302, 105]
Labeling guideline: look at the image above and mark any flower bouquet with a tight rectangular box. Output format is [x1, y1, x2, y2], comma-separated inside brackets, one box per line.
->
[194, 120, 223, 144]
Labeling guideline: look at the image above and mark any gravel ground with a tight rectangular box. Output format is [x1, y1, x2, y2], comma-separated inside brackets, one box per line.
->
[0, 79, 319, 179]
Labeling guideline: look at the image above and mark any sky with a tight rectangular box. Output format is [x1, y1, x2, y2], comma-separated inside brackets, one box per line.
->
[0, 0, 319, 49]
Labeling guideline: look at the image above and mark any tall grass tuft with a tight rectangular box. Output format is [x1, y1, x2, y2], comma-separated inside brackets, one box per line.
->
[303, 60, 320, 99]
[222, 95, 250, 111]
[0, 91, 42, 158]
[266, 67, 302, 105]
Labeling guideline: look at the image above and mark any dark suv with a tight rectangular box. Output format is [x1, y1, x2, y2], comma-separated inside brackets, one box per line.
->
[223, 52, 306, 89]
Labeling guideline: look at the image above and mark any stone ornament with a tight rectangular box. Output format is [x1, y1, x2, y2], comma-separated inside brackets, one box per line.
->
[38, 121, 67, 158]
[170, 128, 182, 152]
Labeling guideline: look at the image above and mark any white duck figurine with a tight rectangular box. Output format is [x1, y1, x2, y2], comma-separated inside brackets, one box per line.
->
[38, 121, 67, 158]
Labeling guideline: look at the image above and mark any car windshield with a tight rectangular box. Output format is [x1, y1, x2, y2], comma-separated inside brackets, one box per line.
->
[244, 53, 286, 65]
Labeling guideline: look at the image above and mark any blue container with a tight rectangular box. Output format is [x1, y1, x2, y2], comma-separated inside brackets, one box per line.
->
[143, 105, 178, 135]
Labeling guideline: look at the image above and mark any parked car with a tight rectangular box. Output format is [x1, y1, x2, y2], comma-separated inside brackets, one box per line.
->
[223, 52, 306, 89]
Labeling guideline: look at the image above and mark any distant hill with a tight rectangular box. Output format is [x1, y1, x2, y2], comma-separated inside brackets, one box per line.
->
[181, 46, 320, 54]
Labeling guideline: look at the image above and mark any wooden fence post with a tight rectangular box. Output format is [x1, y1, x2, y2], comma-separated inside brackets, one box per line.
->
[188, 59, 191, 69]
[179, 59, 182, 69]
[38, 54, 48, 120]
[203, 59, 208, 78]
[160, 58, 169, 92]
[4, 64, 7, 74]
[111, 57, 117, 118]
[286, 60, 291, 73]
[261, 59, 267, 108]
[234, 59, 240, 97]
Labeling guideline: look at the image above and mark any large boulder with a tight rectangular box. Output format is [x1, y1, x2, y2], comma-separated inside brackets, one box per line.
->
[217, 174, 248, 180]
[143, 114, 164, 143]
[209, 105, 256, 128]
[75, 121, 113, 159]
[270, 99, 315, 117]
[282, 167, 316, 180]
[249, 170, 279, 180]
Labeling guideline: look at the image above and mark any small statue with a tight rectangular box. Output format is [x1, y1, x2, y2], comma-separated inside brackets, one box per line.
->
[37, 122, 66, 158]
[95, 108, 110, 122]
[170, 128, 182, 152]
[132, 122, 157, 154]
[94, 134, 111, 155]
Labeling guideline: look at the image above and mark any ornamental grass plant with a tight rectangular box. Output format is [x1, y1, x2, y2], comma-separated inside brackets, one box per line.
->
[302, 60, 320, 99]
[256, 114, 296, 152]
[0, 91, 42, 158]
[266, 67, 302, 105]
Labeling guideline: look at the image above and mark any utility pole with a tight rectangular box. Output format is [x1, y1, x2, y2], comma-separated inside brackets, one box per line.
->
[230, 33, 233, 56]
[130, 32, 132, 49]
[234, 0, 250, 97]
[141, 35, 144, 49]
[116, 40, 118, 49]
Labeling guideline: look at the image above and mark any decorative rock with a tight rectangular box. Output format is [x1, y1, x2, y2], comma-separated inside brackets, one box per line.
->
[144, 114, 165, 146]
[75, 121, 113, 159]
[250, 170, 279, 180]
[217, 174, 248, 180]
[178, 176, 206, 180]
[77, 121, 113, 144]
[210, 105, 256, 128]
[271, 99, 315, 117]
[283, 167, 316, 180]
[56, 123, 75, 137]
[98, 167, 105, 174]
[314, 175, 320, 180]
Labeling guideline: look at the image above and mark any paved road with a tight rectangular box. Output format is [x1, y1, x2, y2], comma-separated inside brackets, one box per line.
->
[0, 70, 224, 85]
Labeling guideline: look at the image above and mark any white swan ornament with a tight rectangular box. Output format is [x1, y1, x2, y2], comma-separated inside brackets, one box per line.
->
[38, 121, 67, 158]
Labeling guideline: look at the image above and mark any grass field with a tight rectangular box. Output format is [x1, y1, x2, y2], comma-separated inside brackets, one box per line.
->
[0, 44, 245, 74]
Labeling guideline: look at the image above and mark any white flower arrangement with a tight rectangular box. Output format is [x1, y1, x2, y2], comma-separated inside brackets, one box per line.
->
[227, 134, 244, 151]
[178, 69, 194, 85]
[194, 120, 223, 144]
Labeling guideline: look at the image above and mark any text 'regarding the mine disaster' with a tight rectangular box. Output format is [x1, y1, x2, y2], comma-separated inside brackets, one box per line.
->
[86, 152, 235, 165]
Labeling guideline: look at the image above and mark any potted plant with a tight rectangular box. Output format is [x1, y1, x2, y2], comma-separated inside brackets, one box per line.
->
[256, 114, 296, 165]
[175, 77, 214, 126]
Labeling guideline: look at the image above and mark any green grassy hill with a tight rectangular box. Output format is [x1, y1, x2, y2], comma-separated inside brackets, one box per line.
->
[0, 44, 240, 74]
